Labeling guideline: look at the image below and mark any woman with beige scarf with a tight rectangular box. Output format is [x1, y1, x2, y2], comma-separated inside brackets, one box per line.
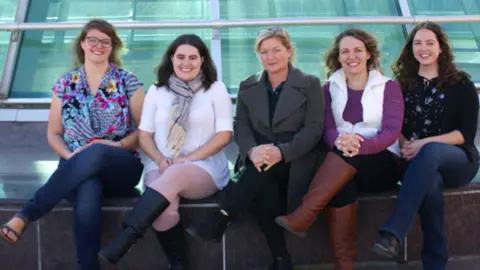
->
[98, 34, 233, 269]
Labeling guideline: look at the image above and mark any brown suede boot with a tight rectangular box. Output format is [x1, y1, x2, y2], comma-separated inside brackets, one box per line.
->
[326, 202, 358, 270]
[275, 152, 357, 237]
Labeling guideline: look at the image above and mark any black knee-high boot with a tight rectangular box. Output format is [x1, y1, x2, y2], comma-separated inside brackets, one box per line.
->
[156, 223, 189, 270]
[98, 187, 170, 264]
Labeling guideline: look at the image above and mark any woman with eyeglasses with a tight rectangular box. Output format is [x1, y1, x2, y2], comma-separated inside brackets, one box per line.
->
[98, 34, 233, 269]
[0, 19, 145, 270]
[186, 27, 325, 270]
[372, 21, 479, 270]
[275, 28, 404, 270]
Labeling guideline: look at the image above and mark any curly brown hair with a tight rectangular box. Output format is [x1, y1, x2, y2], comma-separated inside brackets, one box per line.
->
[324, 28, 381, 78]
[73, 19, 123, 68]
[391, 21, 469, 91]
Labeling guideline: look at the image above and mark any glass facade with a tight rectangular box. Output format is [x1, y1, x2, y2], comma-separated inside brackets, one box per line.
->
[9, 0, 211, 97]
[407, 0, 480, 86]
[0, 1, 17, 79]
[221, 0, 404, 92]
[1, 0, 480, 97]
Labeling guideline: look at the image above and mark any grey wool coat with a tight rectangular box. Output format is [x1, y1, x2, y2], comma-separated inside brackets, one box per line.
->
[233, 65, 326, 212]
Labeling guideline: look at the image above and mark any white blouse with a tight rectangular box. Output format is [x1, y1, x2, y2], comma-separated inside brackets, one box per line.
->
[139, 81, 233, 189]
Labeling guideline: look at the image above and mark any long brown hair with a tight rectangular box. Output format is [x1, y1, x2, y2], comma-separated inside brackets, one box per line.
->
[73, 19, 123, 68]
[391, 21, 469, 91]
[324, 28, 381, 78]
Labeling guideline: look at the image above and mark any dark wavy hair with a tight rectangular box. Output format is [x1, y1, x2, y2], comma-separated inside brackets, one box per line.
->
[155, 34, 217, 90]
[73, 19, 123, 68]
[391, 21, 469, 91]
[324, 28, 381, 78]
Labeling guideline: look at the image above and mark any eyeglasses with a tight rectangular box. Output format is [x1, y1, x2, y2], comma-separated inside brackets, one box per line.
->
[257, 27, 288, 37]
[85, 36, 112, 48]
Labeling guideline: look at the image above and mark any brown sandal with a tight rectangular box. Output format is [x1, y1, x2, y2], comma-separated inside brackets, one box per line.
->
[0, 216, 28, 244]
[0, 224, 23, 244]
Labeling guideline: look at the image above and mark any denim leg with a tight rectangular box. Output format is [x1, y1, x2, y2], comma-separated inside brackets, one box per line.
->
[417, 178, 448, 270]
[19, 144, 143, 222]
[380, 143, 478, 260]
[66, 178, 103, 270]
[418, 152, 478, 270]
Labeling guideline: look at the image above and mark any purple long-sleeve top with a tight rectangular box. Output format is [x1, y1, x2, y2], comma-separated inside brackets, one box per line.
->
[323, 80, 404, 155]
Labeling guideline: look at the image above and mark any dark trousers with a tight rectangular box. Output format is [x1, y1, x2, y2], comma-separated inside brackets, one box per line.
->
[221, 160, 290, 259]
[329, 149, 401, 207]
[19, 144, 143, 270]
[380, 142, 479, 270]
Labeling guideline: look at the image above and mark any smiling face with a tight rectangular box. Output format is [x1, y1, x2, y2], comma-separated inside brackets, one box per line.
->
[80, 29, 112, 65]
[171, 44, 204, 82]
[338, 36, 371, 76]
[412, 28, 442, 67]
[258, 37, 292, 75]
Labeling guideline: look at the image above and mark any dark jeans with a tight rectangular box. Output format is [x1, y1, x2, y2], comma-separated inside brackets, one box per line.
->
[380, 142, 479, 270]
[329, 149, 401, 207]
[221, 160, 290, 259]
[19, 144, 143, 270]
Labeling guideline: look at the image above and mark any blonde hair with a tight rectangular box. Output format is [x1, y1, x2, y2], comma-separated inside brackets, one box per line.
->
[254, 27, 296, 62]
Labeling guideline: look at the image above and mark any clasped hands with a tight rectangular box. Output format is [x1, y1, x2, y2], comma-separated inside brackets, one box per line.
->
[334, 133, 364, 157]
[401, 137, 425, 161]
[155, 155, 191, 173]
[248, 144, 283, 172]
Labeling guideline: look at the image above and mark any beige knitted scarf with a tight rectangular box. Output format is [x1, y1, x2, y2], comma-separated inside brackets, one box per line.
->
[166, 72, 204, 157]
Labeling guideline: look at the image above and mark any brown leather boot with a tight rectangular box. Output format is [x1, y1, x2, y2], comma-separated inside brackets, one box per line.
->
[326, 202, 358, 270]
[275, 152, 357, 237]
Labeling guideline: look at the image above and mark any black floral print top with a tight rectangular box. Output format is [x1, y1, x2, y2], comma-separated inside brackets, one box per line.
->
[402, 76, 445, 140]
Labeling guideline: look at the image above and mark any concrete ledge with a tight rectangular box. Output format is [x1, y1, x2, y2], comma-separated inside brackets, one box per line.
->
[1, 183, 479, 270]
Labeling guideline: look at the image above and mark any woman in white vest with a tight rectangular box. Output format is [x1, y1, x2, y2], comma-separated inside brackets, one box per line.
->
[275, 28, 404, 269]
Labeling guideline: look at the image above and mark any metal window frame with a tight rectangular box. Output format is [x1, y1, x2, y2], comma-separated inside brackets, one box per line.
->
[0, 15, 479, 31]
[1, 13, 480, 101]
[397, 0, 414, 33]
[0, 0, 30, 99]
[211, 0, 223, 82]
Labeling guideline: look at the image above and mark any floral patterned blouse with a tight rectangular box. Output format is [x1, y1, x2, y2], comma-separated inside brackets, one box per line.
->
[52, 65, 143, 151]
[402, 76, 445, 140]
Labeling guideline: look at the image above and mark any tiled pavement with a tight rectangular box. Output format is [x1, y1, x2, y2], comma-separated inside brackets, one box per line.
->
[0, 143, 238, 200]
[300, 257, 480, 269]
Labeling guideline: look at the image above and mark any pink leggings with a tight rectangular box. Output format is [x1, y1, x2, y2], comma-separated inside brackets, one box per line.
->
[144, 163, 218, 232]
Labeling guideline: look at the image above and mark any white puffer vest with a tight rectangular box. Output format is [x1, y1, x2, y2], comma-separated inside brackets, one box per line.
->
[328, 68, 400, 156]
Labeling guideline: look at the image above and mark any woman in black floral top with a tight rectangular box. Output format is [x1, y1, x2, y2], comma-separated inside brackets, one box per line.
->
[372, 21, 479, 270]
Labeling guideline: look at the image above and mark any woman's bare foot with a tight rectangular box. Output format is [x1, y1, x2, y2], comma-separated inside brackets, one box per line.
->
[1, 216, 26, 243]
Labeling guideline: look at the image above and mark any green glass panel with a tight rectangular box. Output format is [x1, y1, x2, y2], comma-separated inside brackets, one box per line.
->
[220, 0, 405, 93]
[0, 1, 18, 79]
[9, 0, 210, 98]
[407, 0, 480, 83]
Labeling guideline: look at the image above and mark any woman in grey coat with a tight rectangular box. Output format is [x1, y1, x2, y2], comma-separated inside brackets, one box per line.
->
[186, 27, 325, 270]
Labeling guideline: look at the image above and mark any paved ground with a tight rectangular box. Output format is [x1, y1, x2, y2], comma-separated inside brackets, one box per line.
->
[0, 144, 239, 200]
[297, 257, 480, 269]
[1, 144, 480, 200]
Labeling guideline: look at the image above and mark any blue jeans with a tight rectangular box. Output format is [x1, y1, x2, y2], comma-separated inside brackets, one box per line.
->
[19, 144, 143, 270]
[380, 142, 479, 270]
